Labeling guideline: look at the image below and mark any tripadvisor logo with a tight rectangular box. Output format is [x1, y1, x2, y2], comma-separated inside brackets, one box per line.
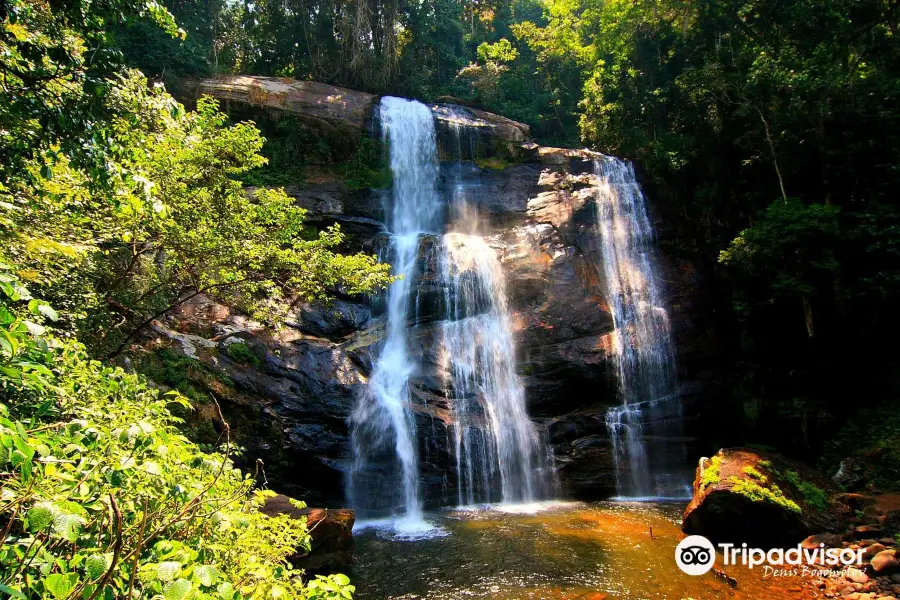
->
[675, 535, 866, 576]
[676, 535, 716, 575]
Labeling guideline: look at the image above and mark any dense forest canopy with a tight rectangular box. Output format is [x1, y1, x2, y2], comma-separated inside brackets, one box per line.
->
[2, 0, 900, 597]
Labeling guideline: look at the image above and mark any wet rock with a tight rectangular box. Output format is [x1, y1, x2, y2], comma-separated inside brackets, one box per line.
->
[834, 458, 870, 491]
[803, 533, 844, 549]
[858, 526, 885, 539]
[132, 138, 711, 507]
[872, 551, 900, 574]
[682, 448, 846, 546]
[286, 300, 372, 340]
[840, 493, 879, 513]
[866, 544, 888, 559]
[847, 568, 871, 584]
[260, 494, 354, 574]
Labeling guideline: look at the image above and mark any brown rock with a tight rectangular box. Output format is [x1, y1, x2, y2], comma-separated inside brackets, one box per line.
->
[839, 494, 879, 512]
[186, 76, 376, 132]
[866, 544, 889, 559]
[858, 526, 885, 539]
[804, 533, 845, 549]
[872, 551, 900, 574]
[260, 493, 355, 574]
[848, 568, 871, 584]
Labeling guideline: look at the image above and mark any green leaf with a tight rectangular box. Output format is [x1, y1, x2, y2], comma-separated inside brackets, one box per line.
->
[85, 554, 109, 580]
[43, 573, 79, 600]
[0, 583, 27, 599]
[37, 304, 59, 321]
[52, 512, 84, 542]
[332, 574, 350, 586]
[195, 565, 219, 587]
[157, 561, 181, 582]
[216, 582, 235, 599]
[26, 502, 57, 532]
[162, 578, 192, 600]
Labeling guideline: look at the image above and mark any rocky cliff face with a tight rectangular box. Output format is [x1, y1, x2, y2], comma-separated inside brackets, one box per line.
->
[144, 77, 711, 507]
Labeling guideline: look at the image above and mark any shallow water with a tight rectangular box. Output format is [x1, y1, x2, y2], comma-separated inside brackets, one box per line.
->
[351, 502, 817, 599]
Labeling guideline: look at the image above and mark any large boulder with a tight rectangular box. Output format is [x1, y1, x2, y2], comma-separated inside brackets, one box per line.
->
[182, 76, 377, 133]
[260, 494, 355, 574]
[682, 448, 847, 547]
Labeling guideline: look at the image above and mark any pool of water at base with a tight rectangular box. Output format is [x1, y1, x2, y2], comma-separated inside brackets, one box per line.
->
[350, 501, 819, 599]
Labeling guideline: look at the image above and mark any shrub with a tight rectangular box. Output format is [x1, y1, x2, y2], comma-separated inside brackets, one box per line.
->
[0, 269, 355, 599]
[225, 342, 261, 367]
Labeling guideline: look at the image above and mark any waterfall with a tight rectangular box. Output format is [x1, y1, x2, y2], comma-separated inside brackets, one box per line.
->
[592, 156, 688, 499]
[349, 97, 440, 529]
[349, 98, 551, 528]
[439, 233, 548, 506]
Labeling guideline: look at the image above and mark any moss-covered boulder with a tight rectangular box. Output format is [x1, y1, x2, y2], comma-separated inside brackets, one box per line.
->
[682, 448, 848, 547]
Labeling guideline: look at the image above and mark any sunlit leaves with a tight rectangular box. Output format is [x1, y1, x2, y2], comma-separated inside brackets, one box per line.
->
[85, 554, 110, 580]
[0, 272, 355, 600]
[42, 573, 79, 600]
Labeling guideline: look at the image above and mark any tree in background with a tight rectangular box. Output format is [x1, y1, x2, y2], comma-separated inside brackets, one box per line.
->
[514, 0, 900, 459]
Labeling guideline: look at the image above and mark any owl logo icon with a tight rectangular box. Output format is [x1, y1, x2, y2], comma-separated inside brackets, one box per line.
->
[676, 535, 716, 575]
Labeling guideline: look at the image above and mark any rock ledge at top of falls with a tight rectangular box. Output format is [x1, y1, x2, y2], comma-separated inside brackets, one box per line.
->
[682, 448, 849, 547]
[179, 75, 531, 143]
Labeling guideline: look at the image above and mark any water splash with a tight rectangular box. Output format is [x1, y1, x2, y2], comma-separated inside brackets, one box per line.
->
[349, 97, 441, 526]
[592, 156, 688, 499]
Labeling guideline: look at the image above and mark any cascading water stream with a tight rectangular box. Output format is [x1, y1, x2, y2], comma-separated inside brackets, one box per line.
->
[438, 108, 552, 506]
[349, 97, 441, 530]
[592, 156, 689, 499]
[350, 98, 554, 534]
[439, 233, 548, 506]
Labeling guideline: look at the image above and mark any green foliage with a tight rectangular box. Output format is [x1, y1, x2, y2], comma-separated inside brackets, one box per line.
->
[0, 0, 181, 180]
[719, 200, 840, 326]
[822, 407, 900, 491]
[239, 116, 331, 187]
[474, 157, 513, 171]
[341, 138, 392, 191]
[225, 343, 260, 367]
[2, 71, 393, 358]
[742, 465, 767, 484]
[700, 455, 721, 489]
[133, 348, 231, 405]
[0, 270, 356, 599]
[727, 476, 801, 513]
[477, 39, 518, 64]
[783, 470, 828, 512]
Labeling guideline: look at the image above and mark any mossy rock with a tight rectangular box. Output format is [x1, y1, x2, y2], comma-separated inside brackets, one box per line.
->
[683, 448, 848, 547]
